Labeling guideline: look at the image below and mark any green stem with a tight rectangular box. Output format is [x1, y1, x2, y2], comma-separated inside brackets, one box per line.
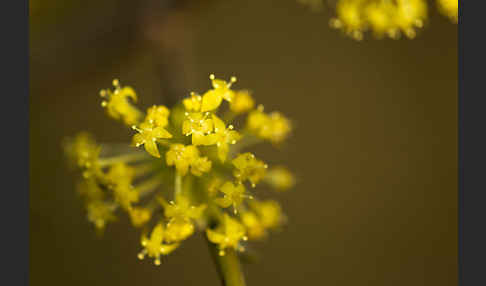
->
[205, 235, 246, 286]
[228, 134, 262, 159]
[137, 173, 163, 197]
[174, 173, 182, 199]
[99, 152, 148, 167]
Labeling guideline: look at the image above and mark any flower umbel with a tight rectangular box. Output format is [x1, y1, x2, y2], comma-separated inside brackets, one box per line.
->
[64, 74, 295, 270]
[299, 0, 458, 40]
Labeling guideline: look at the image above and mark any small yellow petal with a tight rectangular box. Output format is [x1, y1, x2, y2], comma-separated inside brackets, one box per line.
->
[144, 140, 160, 158]
[201, 90, 223, 112]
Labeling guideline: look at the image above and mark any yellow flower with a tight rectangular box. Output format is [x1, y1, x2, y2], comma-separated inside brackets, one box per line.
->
[394, 0, 427, 38]
[247, 106, 292, 144]
[242, 200, 285, 240]
[191, 157, 212, 176]
[105, 163, 138, 210]
[240, 212, 266, 240]
[329, 0, 429, 40]
[138, 224, 180, 265]
[158, 195, 206, 242]
[247, 106, 269, 131]
[437, 0, 458, 22]
[105, 162, 135, 186]
[263, 112, 292, 144]
[64, 132, 103, 179]
[214, 181, 251, 212]
[182, 92, 203, 112]
[206, 213, 247, 256]
[249, 199, 285, 229]
[166, 144, 196, 175]
[201, 74, 237, 112]
[365, 2, 395, 38]
[145, 105, 170, 127]
[129, 207, 152, 227]
[77, 178, 104, 203]
[100, 79, 143, 126]
[163, 196, 206, 221]
[232, 153, 268, 187]
[205, 114, 241, 162]
[112, 183, 139, 211]
[333, 0, 365, 40]
[207, 176, 224, 197]
[182, 112, 214, 145]
[166, 144, 212, 176]
[86, 201, 116, 231]
[230, 90, 255, 114]
[132, 121, 172, 158]
[265, 166, 296, 191]
[164, 220, 195, 244]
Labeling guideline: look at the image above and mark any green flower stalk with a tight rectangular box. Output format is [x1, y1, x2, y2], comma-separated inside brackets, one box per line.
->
[64, 74, 296, 285]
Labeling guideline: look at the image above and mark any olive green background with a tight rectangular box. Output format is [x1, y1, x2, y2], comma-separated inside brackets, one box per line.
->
[30, 0, 457, 285]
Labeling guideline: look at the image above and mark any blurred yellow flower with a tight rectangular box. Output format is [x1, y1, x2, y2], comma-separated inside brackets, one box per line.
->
[230, 90, 255, 114]
[138, 224, 180, 265]
[232, 153, 268, 187]
[86, 201, 116, 231]
[315, 0, 456, 40]
[437, 0, 458, 22]
[265, 166, 296, 191]
[129, 207, 152, 227]
[247, 106, 292, 144]
[206, 214, 248, 256]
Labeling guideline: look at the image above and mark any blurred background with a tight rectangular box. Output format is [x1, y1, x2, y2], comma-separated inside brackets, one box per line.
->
[30, 0, 457, 285]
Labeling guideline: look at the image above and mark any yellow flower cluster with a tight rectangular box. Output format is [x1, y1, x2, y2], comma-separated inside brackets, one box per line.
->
[330, 0, 428, 40]
[437, 0, 458, 23]
[298, 0, 458, 40]
[64, 74, 296, 265]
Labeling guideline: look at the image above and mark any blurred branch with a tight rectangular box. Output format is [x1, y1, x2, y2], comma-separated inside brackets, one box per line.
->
[205, 234, 247, 286]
